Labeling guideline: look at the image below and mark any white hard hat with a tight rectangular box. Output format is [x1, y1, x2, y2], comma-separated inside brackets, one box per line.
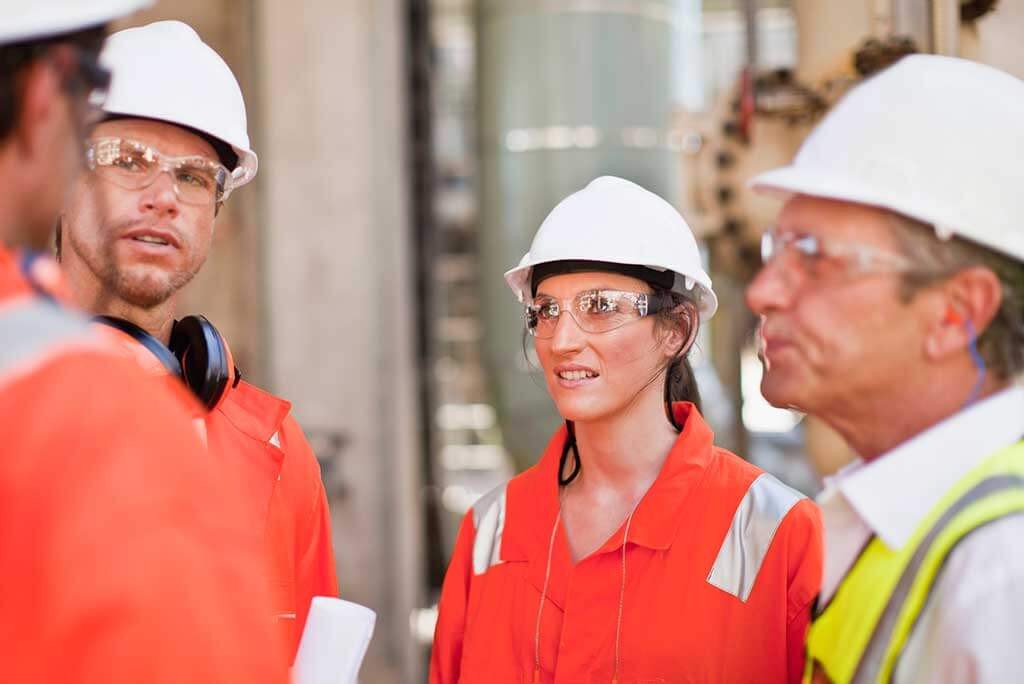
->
[505, 176, 718, 319]
[99, 21, 257, 186]
[750, 54, 1024, 263]
[0, 0, 151, 45]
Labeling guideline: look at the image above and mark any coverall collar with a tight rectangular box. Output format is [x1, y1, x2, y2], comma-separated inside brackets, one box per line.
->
[504, 402, 716, 564]
[216, 378, 291, 444]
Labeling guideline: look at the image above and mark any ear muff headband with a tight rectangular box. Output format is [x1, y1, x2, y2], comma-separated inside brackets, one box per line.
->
[169, 315, 233, 411]
[93, 314, 183, 376]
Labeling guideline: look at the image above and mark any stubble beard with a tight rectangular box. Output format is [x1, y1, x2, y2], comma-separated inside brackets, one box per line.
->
[70, 227, 206, 310]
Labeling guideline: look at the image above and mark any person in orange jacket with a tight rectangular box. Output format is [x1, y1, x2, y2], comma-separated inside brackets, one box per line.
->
[56, 20, 339, 660]
[431, 177, 823, 684]
[0, 3, 287, 682]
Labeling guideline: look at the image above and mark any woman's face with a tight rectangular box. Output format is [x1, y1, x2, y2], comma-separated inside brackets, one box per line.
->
[532, 271, 682, 424]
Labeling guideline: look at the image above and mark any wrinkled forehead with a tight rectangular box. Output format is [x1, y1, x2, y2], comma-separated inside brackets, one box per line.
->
[90, 117, 218, 161]
[778, 193, 904, 249]
[533, 270, 651, 298]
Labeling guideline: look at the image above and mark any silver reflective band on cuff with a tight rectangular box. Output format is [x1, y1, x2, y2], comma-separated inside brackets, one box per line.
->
[471, 482, 508, 575]
[0, 299, 92, 378]
[707, 473, 805, 602]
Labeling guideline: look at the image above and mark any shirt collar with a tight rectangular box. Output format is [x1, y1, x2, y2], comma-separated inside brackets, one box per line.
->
[826, 385, 1024, 550]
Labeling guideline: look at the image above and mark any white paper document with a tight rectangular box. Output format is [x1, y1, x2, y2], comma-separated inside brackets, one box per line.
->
[292, 597, 376, 684]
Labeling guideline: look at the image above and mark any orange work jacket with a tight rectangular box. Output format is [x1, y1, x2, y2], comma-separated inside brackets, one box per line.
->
[431, 403, 823, 684]
[0, 247, 287, 682]
[206, 379, 339, 660]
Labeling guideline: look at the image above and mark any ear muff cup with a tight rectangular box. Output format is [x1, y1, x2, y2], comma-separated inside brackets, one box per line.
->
[94, 314, 236, 412]
[94, 315, 183, 376]
[169, 315, 235, 412]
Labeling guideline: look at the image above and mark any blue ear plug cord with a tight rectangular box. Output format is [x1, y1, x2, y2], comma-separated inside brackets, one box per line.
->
[965, 320, 986, 406]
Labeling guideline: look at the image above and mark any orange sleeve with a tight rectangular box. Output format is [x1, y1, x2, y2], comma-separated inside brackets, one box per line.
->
[279, 414, 340, 643]
[780, 498, 824, 684]
[2, 353, 287, 683]
[429, 511, 477, 684]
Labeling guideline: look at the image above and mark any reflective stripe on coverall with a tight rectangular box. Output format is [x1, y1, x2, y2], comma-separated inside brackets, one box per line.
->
[431, 402, 823, 684]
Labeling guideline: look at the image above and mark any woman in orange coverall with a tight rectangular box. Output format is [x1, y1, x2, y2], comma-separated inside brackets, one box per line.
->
[430, 177, 823, 684]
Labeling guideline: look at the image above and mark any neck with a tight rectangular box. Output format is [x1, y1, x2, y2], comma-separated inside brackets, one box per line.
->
[94, 297, 177, 344]
[61, 258, 177, 344]
[823, 362, 1009, 461]
[569, 383, 679, 497]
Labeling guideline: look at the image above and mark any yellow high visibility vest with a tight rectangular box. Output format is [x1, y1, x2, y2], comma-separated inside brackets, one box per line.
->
[805, 441, 1024, 683]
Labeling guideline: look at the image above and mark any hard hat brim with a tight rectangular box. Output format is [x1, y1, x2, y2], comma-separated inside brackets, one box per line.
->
[748, 165, 888, 207]
[0, 0, 153, 45]
[750, 164, 936, 227]
[505, 258, 718, 320]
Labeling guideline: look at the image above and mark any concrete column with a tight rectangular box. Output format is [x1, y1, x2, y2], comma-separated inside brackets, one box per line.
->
[256, 1, 422, 681]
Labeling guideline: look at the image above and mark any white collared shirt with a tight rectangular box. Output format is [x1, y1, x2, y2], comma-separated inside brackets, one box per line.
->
[817, 385, 1024, 683]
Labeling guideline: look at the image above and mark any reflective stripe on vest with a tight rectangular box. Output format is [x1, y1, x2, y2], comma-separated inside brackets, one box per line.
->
[0, 297, 92, 381]
[805, 442, 1024, 684]
[471, 482, 508, 575]
[707, 472, 806, 602]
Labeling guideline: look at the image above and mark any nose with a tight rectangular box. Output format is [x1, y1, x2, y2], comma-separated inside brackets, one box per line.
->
[745, 257, 798, 316]
[138, 169, 180, 219]
[549, 308, 586, 355]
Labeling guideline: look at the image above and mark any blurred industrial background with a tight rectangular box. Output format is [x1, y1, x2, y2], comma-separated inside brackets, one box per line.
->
[114, 1, 1023, 681]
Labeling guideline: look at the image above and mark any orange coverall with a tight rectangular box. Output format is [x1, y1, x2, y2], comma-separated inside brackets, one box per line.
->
[206, 379, 340, 659]
[431, 403, 823, 684]
[0, 246, 287, 682]
[98, 312, 340, 661]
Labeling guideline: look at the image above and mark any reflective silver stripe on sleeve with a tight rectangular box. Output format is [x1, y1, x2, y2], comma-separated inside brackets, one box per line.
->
[471, 482, 508, 575]
[707, 473, 805, 602]
[0, 299, 92, 378]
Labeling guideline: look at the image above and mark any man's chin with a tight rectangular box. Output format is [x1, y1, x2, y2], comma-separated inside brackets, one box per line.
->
[110, 271, 177, 309]
[759, 375, 805, 412]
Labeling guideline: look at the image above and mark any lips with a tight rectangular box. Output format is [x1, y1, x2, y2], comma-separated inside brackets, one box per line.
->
[121, 226, 181, 250]
[553, 363, 600, 387]
[757, 319, 795, 364]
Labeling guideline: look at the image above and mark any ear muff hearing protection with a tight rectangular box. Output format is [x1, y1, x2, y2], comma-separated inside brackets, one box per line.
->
[94, 314, 238, 411]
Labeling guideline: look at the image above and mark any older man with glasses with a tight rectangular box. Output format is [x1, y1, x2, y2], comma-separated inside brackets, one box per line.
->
[747, 54, 1024, 683]
[57, 20, 339, 663]
[0, 3, 286, 682]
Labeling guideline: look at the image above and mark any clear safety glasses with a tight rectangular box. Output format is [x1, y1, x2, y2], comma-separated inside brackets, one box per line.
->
[760, 226, 914, 279]
[85, 137, 236, 206]
[525, 289, 671, 338]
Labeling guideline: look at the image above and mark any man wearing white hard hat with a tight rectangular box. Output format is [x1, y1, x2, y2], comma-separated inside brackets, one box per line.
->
[0, 3, 286, 682]
[57, 20, 339, 662]
[746, 54, 1024, 683]
[431, 176, 822, 683]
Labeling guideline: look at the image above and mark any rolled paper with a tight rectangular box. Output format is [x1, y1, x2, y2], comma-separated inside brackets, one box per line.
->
[292, 597, 376, 684]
